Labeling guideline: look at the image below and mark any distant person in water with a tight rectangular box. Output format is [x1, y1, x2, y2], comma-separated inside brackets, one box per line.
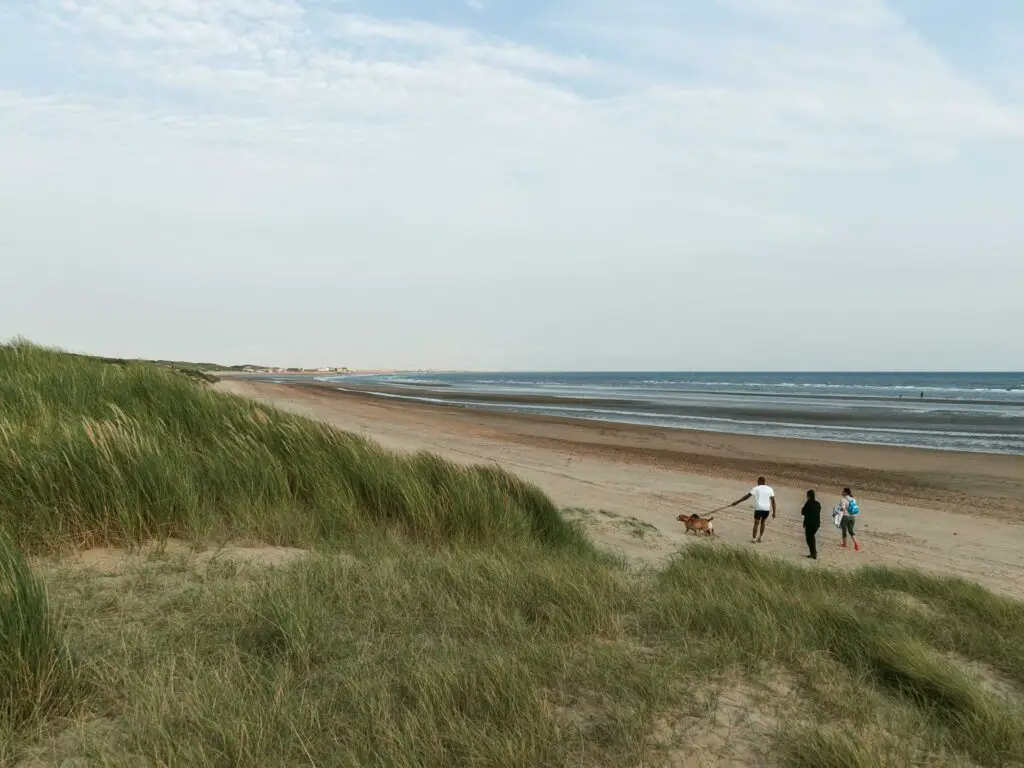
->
[801, 490, 821, 559]
[729, 476, 776, 543]
[839, 487, 862, 551]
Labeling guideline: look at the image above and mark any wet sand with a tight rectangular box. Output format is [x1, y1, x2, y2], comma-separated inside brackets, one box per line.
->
[216, 377, 1024, 595]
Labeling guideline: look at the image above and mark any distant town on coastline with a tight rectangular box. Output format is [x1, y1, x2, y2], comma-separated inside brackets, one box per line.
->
[240, 366, 351, 374]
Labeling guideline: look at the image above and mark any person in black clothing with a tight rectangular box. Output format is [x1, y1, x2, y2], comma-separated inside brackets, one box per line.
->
[801, 490, 822, 559]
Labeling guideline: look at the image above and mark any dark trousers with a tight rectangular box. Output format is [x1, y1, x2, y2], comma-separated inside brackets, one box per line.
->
[804, 525, 819, 558]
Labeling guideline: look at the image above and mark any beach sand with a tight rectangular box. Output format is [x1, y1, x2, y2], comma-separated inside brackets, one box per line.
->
[216, 378, 1024, 596]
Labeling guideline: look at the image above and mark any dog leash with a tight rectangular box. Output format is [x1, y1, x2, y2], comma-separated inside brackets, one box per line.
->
[696, 504, 731, 516]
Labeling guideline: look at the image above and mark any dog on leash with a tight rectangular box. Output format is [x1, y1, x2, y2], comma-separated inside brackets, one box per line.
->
[677, 513, 715, 536]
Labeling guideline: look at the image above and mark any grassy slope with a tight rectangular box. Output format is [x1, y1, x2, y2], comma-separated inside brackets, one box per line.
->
[3, 341, 1024, 767]
[0, 341, 580, 553]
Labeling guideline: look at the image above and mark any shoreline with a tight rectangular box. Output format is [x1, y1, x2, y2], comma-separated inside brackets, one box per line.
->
[236, 374, 1024, 457]
[248, 378, 1024, 521]
[323, 377, 1024, 408]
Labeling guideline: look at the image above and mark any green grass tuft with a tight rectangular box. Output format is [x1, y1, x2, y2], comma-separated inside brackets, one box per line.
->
[0, 534, 75, 730]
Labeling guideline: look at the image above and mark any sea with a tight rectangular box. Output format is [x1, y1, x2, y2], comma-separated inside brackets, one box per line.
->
[316, 372, 1024, 456]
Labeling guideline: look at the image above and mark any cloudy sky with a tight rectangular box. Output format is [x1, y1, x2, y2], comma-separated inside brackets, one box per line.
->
[2, 0, 1022, 370]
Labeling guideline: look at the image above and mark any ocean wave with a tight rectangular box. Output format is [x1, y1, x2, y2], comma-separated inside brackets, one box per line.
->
[343, 387, 1024, 455]
[348, 390, 1019, 440]
[566, 380, 1018, 395]
[406, 375, 1023, 397]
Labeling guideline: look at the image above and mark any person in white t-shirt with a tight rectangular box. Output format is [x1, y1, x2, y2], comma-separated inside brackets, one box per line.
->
[729, 476, 776, 543]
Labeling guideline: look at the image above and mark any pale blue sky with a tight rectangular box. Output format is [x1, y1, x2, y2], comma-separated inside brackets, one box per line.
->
[2, 1, 1022, 370]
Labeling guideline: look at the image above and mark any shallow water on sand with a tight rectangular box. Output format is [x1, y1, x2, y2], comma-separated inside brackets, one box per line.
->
[314, 372, 1024, 456]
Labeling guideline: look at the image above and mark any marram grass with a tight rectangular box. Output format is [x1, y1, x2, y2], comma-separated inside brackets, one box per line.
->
[0, 533, 74, 730]
[0, 340, 585, 552]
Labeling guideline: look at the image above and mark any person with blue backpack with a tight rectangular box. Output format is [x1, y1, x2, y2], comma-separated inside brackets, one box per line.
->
[839, 487, 862, 551]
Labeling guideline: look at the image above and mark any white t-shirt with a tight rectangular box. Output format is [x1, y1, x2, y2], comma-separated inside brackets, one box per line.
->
[751, 485, 775, 512]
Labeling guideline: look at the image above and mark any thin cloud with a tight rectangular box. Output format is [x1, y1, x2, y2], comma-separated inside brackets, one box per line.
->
[1, 0, 1023, 367]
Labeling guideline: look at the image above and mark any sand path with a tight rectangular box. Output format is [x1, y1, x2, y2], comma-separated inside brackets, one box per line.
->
[216, 379, 1024, 596]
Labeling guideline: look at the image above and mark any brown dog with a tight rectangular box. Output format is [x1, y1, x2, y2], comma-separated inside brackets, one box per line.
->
[678, 513, 715, 536]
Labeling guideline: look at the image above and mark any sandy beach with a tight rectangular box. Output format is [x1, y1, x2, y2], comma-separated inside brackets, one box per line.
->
[217, 377, 1024, 596]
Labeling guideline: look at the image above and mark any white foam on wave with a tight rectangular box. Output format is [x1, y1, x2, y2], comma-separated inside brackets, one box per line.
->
[341, 388, 1024, 454]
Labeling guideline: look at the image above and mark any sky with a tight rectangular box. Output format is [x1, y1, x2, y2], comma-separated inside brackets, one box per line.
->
[2, 0, 1023, 371]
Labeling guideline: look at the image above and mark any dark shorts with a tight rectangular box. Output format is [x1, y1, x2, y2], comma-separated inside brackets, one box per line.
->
[754, 509, 771, 521]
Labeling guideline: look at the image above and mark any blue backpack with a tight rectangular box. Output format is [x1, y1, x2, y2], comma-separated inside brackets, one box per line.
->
[847, 498, 860, 516]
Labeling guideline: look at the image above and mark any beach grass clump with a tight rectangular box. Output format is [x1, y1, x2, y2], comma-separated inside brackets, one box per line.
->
[646, 545, 1024, 766]
[0, 534, 75, 733]
[0, 340, 584, 552]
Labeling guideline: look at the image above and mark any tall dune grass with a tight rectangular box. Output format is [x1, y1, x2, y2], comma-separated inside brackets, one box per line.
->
[649, 545, 1024, 766]
[0, 534, 74, 730]
[0, 340, 584, 552]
